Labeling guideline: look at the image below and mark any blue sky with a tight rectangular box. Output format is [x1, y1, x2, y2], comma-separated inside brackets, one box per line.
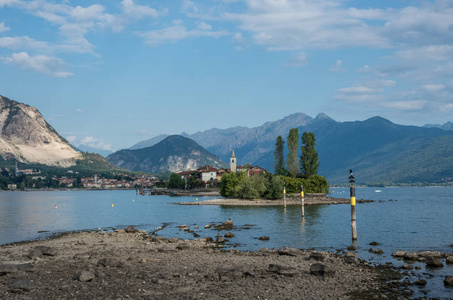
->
[1, 0, 453, 151]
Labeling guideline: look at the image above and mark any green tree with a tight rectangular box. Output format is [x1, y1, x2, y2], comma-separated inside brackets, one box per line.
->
[235, 177, 259, 199]
[168, 173, 185, 189]
[274, 136, 286, 175]
[300, 132, 320, 178]
[286, 128, 299, 178]
[303, 175, 329, 194]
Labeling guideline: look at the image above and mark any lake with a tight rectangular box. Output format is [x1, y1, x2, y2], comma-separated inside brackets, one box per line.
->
[0, 187, 452, 297]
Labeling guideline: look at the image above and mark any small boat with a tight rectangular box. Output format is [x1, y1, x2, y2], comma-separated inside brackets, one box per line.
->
[375, 189, 382, 193]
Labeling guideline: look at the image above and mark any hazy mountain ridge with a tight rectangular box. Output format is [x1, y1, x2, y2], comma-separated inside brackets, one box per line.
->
[133, 114, 453, 184]
[108, 135, 227, 173]
[424, 121, 453, 131]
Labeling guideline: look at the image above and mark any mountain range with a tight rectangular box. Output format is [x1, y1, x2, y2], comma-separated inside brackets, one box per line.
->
[107, 135, 227, 173]
[129, 114, 453, 184]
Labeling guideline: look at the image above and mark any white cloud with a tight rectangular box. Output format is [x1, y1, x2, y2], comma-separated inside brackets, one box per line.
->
[0, 22, 10, 33]
[382, 100, 428, 111]
[66, 135, 76, 143]
[137, 21, 229, 46]
[421, 84, 445, 92]
[286, 52, 307, 67]
[0, 52, 73, 77]
[197, 22, 212, 31]
[329, 59, 345, 72]
[232, 32, 247, 50]
[79, 136, 112, 151]
[0, 36, 51, 51]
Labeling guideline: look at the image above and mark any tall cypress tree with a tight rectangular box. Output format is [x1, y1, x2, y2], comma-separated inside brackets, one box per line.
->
[274, 136, 286, 175]
[300, 132, 320, 178]
[286, 128, 299, 178]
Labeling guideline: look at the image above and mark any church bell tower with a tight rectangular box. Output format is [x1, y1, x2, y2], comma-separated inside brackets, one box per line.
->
[230, 149, 237, 173]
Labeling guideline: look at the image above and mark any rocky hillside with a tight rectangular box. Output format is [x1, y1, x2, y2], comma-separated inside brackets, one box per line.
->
[0, 95, 81, 167]
[107, 135, 227, 173]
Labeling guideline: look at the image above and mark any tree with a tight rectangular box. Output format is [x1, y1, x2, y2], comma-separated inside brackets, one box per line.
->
[286, 128, 299, 178]
[300, 132, 320, 178]
[168, 173, 185, 189]
[274, 136, 286, 175]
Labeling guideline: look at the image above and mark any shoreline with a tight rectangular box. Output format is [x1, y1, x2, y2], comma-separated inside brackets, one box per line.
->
[179, 196, 375, 206]
[0, 228, 412, 299]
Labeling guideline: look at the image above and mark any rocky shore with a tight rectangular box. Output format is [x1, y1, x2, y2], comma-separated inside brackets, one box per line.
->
[0, 226, 415, 300]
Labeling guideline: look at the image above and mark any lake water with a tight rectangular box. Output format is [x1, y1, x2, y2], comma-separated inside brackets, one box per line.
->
[0, 187, 452, 298]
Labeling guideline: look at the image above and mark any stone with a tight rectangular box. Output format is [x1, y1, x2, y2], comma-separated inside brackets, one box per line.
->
[177, 243, 190, 250]
[10, 279, 32, 293]
[97, 258, 121, 268]
[157, 247, 178, 253]
[258, 248, 278, 256]
[177, 224, 187, 228]
[268, 264, 298, 276]
[374, 248, 384, 254]
[168, 238, 179, 243]
[417, 250, 443, 258]
[347, 245, 356, 251]
[309, 252, 325, 261]
[215, 267, 243, 279]
[345, 257, 357, 264]
[224, 232, 235, 238]
[204, 225, 211, 229]
[392, 250, 406, 257]
[222, 220, 233, 226]
[76, 270, 95, 282]
[413, 279, 427, 286]
[27, 249, 43, 259]
[278, 247, 303, 256]
[310, 263, 335, 278]
[444, 276, 453, 287]
[17, 263, 34, 272]
[425, 256, 443, 268]
[36, 246, 57, 256]
[184, 227, 190, 231]
[403, 252, 418, 260]
[216, 236, 225, 243]
[125, 225, 139, 233]
[446, 256, 453, 264]
[95, 270, 106, 278]
[259, 236, 270, 241]
[369, 241, 380, 245]
[402, 265, 413, 270]
[0, 264, 18, 276]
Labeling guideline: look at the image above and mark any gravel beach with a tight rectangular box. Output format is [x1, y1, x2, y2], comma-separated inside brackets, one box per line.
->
[0, 227, 412, 299]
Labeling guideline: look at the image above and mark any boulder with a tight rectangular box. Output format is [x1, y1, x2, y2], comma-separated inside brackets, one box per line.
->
[444, 276, 453, 287]
[268, 264, 299, 276]
[168, 238, 179, 243]
[369, 241, 380, 246]
[10, 279, 32, 293]
[17, 263, 34, 272]
[177, 243, 190, 250]
[347, 245, 356, 251]
[35, 246, 57, 256]
[97, 258, 122, 268]
[259, 236, 270, 241]
[216, 236, 225, 243]
[76, 270, 96, 282]
[224, 232, 235, 238]
[402, 265, 413, 270]
[215, 267, 243, 279]
[374, 249, 384, 255]
[278, 247, 304, 256]
[309, 252, 325, 261]
[204, 225, 211, 229]
[403, 252, 418, 260]
[417, 250, 443, 258]
[425, 256, 443, 268]
[223, 220, 233, 226]
[392, 250, 406, 257]
[258, 248, 278, 256]
[125, 225, 139, 233]
[310, 263, 335, 278]
[446, 256, 453, 264]
[0, 264, 18, 276]
[27, 249, 43, 259]
[413, 279, 427, 286]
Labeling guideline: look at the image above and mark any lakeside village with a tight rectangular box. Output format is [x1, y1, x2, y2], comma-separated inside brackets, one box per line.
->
[1, 150, 266, 191]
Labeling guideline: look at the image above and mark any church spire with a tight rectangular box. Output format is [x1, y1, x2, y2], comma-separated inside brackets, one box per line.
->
[230, 149, 237, 173]
[231, 148, 236, 158]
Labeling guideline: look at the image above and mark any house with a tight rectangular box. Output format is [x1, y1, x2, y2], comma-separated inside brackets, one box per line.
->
[197, 165, 218, 182]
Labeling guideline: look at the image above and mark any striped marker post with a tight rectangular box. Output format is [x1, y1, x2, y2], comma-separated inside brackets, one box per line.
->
[300, 185, 305, 218]
[283, 184, 286, 208]
[349, 170, 357, 241]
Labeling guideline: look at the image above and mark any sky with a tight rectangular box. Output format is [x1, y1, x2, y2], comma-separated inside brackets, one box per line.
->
[1, 0, 453, 152]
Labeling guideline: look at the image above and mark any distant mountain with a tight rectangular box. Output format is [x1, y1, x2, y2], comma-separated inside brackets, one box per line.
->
[424, 121, 453, 131]
[107, 135, 227, 173]
[76, 144, 113, 158]
[0, 94, 117, 171]
[132, 114, 453, 184]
